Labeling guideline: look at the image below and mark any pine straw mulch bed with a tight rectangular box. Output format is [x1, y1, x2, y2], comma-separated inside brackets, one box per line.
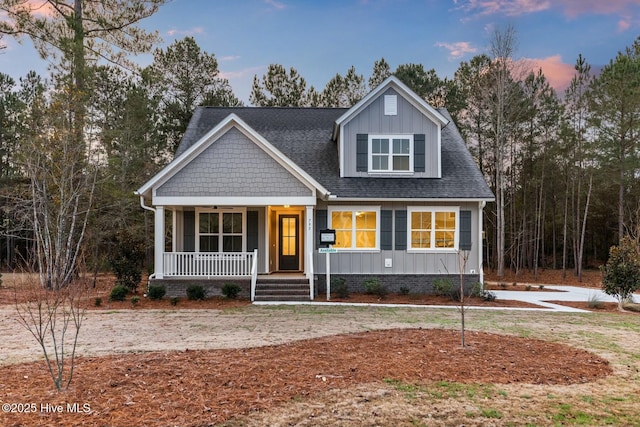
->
[484, 268, 603, 288]
[0, 328, 612, 427]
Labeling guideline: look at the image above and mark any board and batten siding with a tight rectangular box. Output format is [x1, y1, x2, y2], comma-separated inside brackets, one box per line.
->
[313, 201, 480, 276]
[156, 127, 313, 198]
[342, 88, 440, 178]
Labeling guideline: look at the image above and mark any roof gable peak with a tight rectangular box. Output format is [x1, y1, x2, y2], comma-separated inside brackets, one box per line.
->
[332, 75, 449, 140]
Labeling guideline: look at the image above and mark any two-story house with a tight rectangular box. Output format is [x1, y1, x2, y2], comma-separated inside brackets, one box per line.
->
[135, 76, 495, 300]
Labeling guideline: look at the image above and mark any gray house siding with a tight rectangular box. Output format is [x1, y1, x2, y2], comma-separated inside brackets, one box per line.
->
[156, 127, 313, 198]
[313, 201, 480, 276]
[342, 88, 440, 178]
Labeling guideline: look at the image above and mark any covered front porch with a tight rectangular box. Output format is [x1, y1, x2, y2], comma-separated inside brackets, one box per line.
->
[150, 204, 316, 300]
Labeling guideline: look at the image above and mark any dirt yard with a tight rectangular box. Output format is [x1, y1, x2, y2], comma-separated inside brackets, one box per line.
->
[0, 270, 638, 426]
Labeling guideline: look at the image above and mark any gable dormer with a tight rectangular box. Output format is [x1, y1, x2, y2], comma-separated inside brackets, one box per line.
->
[333, 76, 449, 178]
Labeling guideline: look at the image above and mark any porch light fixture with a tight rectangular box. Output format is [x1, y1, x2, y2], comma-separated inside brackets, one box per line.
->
[284, 205, 290, 208]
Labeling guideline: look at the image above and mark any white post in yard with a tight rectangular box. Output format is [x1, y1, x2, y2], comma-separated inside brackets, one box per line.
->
[326, 250, 330, 301]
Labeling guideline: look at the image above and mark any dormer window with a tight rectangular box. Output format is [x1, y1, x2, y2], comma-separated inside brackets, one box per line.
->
[370, 135, 413, 173]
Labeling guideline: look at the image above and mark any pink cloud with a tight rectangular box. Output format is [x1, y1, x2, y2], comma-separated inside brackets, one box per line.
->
[456, 0, 551, 17]
[617, 19, 631, 32]
[435, 41, 478, 60]
[524, 55, 575, 92]
[557, 0, 639, 18]
[0, 0, 57, 18]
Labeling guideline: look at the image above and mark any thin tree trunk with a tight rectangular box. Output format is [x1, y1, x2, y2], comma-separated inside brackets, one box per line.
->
[577, 175, 593, 282]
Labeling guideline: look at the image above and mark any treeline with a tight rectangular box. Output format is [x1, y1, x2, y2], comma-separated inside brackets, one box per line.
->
[0, 9, 638, 282]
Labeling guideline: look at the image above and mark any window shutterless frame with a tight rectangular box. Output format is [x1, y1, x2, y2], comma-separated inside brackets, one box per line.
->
[406, 206, 459, 251]
[368, 134, 414, 173]
[327, 206, 381, 251]
[195, 207, 246, 253]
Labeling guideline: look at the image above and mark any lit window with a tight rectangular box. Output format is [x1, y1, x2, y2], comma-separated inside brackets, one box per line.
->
[330, 208, 379, 249]
[369, 135, 412, 172]
[408, 208, 458, 250]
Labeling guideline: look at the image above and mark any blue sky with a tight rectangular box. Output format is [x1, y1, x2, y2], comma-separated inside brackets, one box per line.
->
[2, 0, 639, 103]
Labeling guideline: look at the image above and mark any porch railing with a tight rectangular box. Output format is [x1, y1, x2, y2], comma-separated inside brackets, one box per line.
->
[163, 251, 255, 277]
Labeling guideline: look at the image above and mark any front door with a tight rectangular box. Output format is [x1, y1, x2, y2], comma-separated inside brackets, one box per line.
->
[278, 215, 299, 271]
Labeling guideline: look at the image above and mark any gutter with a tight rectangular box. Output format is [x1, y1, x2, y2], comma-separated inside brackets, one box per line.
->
[137, 194, 156, 280]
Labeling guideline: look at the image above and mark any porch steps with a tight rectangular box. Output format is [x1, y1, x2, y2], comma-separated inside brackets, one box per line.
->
[254, 276, 311, 301]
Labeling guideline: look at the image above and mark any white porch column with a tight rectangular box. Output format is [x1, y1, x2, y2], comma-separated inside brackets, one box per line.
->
[305, 205, 314, 279]
[479, 201, 485, 284]
[155, 206, 165, 279]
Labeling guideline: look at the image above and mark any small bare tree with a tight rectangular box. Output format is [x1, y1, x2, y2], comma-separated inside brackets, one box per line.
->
[457, 250, 470, 347]
[14, 274, 87, 390]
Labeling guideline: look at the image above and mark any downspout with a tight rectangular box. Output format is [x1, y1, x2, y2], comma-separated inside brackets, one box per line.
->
[138, 195, 157, 281]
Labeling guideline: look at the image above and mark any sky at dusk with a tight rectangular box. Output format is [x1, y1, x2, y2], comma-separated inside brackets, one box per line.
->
[1, 0, 639, 103]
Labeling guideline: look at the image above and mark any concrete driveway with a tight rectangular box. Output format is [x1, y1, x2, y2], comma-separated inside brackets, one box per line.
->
[490, 285, 639, 313]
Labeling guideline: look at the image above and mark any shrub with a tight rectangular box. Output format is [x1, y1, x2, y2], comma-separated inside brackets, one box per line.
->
[433, 278, 454, 297]
[399, 286, 410, 295]
[331, 277, 349, 298]
[601, 237, 640, 310]
[222, 283, 242, 299]
[186, 284, 207, 301]
[108, 230, 145, 293]
[525, 285, 532, 291]
[363, 278, 387, 298]
[130, 296, 140, 306]
[170, 297, 179, 306]
[587, 293, 603, 309]
[147, 284, 166, 301]
[109, 284, 128, 302]
[470, 282, 483, 297]
[94, 297, 102, 307]
[480, 290, 497, 302]
[623, 302, 640, 312]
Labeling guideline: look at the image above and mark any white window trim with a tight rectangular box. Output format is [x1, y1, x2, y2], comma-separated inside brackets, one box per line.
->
[368, 134, 414, 174]
[195, 207, 247, 252]
[407, 206, 459, 252]
[328, 206, 381, 252]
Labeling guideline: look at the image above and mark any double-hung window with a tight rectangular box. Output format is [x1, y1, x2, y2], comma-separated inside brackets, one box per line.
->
[329, 207, 379, 250]
[370, 135, 413, 173]
[408, 207, 458, 250]
[197, 209, 245, 252]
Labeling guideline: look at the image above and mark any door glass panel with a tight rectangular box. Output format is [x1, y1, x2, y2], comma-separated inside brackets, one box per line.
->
[282, 217, 296, 256]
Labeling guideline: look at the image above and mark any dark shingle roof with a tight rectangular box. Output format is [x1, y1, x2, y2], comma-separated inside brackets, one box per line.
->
[175, 107, 494, 200]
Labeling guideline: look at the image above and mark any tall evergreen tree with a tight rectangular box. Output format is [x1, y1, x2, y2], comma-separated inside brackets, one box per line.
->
[250, 64, 309, 107]
[369, 57, 391, 89]
[144, 36, 241, 153]
[589, 38, 640, 244]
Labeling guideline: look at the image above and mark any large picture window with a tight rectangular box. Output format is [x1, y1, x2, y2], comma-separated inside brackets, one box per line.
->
[197, 209, 245, 252]
[369, 135, 413, 173]
[329, 207, 379, 250]
[408, 207, 458, 250]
